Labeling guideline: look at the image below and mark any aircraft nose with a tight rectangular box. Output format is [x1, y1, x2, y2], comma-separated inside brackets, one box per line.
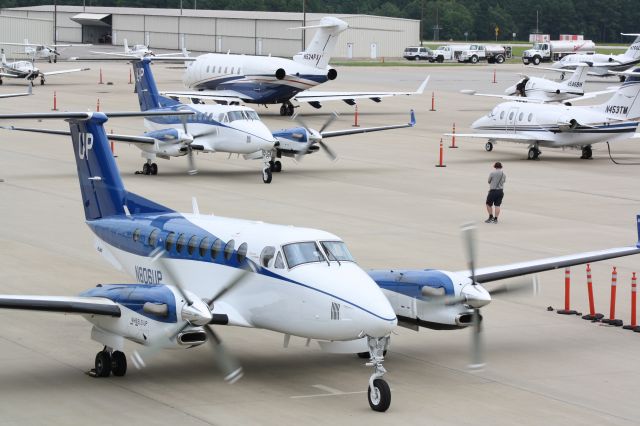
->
[461, 284, 492, 308]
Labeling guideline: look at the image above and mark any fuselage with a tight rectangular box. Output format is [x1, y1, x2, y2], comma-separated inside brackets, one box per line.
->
[553, 53, 640, 75]
[505, 77, 583, 102]
[472, 101, 639, 147]
[91, 211, 397, 341]
[183, 53, 331, 104]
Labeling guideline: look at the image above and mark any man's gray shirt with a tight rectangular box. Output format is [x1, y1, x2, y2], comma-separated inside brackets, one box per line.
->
[488, 170, 506, 190]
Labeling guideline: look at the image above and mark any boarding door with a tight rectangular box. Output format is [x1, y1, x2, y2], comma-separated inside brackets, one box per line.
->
[504, 107, 519, 133]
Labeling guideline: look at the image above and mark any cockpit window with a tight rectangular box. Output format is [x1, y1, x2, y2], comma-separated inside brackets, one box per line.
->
[320, 241, 354, 262]
[260, 246, 276, 267]
[228, 111, 245, 122]
[244, 110, 259, 120]
[282, 241, 326, 268]
[218, 113, 228, 123]
[274, 252, 284, 269]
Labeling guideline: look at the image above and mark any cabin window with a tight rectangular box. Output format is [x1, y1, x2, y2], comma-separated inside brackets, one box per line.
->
[224, 239, 235, 261]
[508, 112, 514, 120]
[165, 232, 176, 251]
[260, 246, 276, 267]
[230, 67, 235, 74]
[199, 237, 210, 257]
[218, 66, 222, 73]
[320, 241, 355, 262]
[518, 112, 524, 121]
[206, 66, 210, 73]
[528, 113, 533, 122]
[237, 242, 248, 263]
[176, 234, 186, 253]
[132, 228, 141, 242]
[224, 66, 228, 74]
[283, 241, 326, 268]
[500, 111, 505, 119]
[148, 229, 160, 247]
[211, 238, 223, 259]
[274, 252, 284, 269]
[187, 235, 198, 256]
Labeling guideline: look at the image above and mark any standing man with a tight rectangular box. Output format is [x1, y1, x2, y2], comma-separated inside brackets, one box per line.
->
[485, 162, 506, 223]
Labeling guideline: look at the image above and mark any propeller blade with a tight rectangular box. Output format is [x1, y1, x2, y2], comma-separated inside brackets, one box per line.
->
[292, 113, 312, 133]
[187, 146, 197, 175]
[487, 275, 540, 297]
[318, 140, 337, 161]
[468, 307, 485, 370]
[318, 112, 338, 134]
[204, 326, 244, 384]
[151, 248, 193, 305]
[206, 269, 251, 309]
[461, 223, 477, 285]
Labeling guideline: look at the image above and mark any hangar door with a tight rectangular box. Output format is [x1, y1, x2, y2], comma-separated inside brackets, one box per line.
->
[71, 13, 112, 44]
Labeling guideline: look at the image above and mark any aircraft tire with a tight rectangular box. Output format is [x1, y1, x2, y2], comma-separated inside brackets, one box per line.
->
[485, 142, 493, 152]
[95, 351, 112, 377]
[357, 352, 369, 359]
[368, 379, 391, 412]
[279, 105, 286, 116]
[111, 351, 127, 377]
[262, 168, 272, 184]
[151, 163, 158, 175]
[527, 147, 540, 160]
[274, 161, 282, 172]
[143, 163, 151, 175]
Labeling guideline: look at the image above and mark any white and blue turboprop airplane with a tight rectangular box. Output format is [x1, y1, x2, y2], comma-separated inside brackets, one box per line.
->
[162, 17, 428, 116]
[0, 109, 639, 411]
[449, 68, 640, 160]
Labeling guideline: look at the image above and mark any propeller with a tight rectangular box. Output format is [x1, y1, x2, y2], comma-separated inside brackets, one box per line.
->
[132, 248, 248, 384]
[176, 109, 218, 175]
[293, 112, 339, 161]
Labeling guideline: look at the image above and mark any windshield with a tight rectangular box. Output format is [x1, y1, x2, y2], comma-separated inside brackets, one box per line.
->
[227, 111, 245, 122]
[283, 242, 326, 268]
[321, 241, 354, 262]
[244, 110, 259, 120]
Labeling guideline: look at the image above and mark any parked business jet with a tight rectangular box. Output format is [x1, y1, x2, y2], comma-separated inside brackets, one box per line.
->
[0, 39, 91, 63]
[449, 68, 640, 160]
[162, 17, 428, 116]
[551, 33, 640, 80]
[0, 109, 638, 412]
[462, 64, 615, 103]
[91, 38, 188, 59]
[0, 49, 90, 85]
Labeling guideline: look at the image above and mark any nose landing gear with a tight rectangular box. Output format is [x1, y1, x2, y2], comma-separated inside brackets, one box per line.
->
[366, 335, 391, 412]
[279, 101, 295, 116]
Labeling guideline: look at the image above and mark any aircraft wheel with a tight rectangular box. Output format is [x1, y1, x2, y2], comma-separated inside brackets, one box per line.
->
[581, 146, 592, 159]
[143, 163, 151, 175]
[151, 163, 158, 175]
[368, 378, 391, 412]
[619, 75, 626, 83]
[485, 142, 493, 152]
[262, 168, 272, 184]
[273, 160, 282, 172]
[357, 352, 369, 359]
[0, 78, 3, 85]
[286, 104, 294, 116]
[54, 57, 57, 63]
[279, 105, 286, 116]
[111, 351, 127, 377]
[40, 79, 45, 86]
[527, 147, 540, 160]
[94, 351, 112, 377]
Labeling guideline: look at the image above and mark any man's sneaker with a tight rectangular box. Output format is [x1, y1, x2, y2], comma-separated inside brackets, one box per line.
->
[484, 216, 494, 223]
[490, 217, 498, 224]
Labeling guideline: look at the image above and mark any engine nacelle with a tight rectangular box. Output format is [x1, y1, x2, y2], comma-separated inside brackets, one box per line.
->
[327, 68, 337, 80]
[275, 68, 286, 80]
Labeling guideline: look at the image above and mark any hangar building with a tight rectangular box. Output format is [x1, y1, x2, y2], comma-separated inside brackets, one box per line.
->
[0, 5, 419, 59]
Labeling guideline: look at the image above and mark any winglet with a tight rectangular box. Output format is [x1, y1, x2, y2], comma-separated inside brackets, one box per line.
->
[409, 109, 416, 126]
[416, 76, 430, 95]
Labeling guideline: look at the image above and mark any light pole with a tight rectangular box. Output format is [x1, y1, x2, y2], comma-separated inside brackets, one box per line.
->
[302, 0, 306, 48]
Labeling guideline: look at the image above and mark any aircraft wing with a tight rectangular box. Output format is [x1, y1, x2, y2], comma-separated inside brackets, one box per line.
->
[565, 88, 619, 102]
[161, 89, 249, 103]
[460, 90, 545, 103]
[446, 132, 555, 143]
[321, 110, 416, 138]
[0, 72, 20, 78]
[89, 51, 141, 58]
[0, 125, 156, 146]
[292, 76, 429, 106]
[0, 86, 31, 98]
[42, 67, 91, 76]
[0, 295, 121, 316]
[456, 246, 640, 283]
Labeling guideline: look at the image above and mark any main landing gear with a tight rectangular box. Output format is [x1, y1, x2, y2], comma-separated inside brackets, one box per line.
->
[262, 150, 273, 184]
[269, 159, 282, 173]
[485, 141, 493, 152]
[279, 101, 295, 116]
[365, 336, 391, 412]
[138, 160, 158, 175]
[580, 145, 593, 160]
[91, 347, 127, 378]
[40, 76, 45, 86]
[527, 145, 541, 160]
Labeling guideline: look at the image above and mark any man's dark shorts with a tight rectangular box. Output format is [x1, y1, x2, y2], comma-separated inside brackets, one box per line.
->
[486, 189, 504, 207]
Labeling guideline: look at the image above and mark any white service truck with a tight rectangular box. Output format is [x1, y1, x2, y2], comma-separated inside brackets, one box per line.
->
[433, 44, 509, 63]
[522, 40, 596, 65]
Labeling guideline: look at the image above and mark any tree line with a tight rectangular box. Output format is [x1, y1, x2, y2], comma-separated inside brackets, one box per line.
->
[1, 0, 637, 43]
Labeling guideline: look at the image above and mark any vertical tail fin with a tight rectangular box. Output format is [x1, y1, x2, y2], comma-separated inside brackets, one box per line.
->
[123, 39, 130, 54]
[561, 63, 588, 92]
[292, 17, 348, 69]
[596, 68, 640, 119]
[132, 59, 180, 111]
[68, 113, 171, 220]
[1, 49, 7, 66]
[622, 34, 640, 60]
[24, 38, 29, 54]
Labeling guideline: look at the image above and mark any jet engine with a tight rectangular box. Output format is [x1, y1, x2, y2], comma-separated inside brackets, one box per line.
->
[327, 68, 337, 80]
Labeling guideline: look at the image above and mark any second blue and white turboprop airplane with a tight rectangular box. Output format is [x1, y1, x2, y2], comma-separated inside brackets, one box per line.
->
[0, 109, 639, 411]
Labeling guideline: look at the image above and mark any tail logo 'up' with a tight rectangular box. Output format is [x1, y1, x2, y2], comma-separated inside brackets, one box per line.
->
[78, 132, 94, 160]
[136, 68, 144, 83]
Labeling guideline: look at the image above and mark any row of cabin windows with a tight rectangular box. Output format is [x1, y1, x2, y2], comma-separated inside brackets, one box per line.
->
[206, 65, 242, 75]
[498, 110, 534, 122]
[132, 228, 247, 263]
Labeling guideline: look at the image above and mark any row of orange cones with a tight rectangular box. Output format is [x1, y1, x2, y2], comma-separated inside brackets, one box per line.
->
[558, 265, 639, 331]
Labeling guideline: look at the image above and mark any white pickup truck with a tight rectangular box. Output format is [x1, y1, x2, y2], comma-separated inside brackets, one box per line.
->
[433, 44, 509, 64]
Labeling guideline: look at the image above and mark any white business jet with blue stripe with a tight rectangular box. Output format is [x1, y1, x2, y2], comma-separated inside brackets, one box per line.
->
[0, 109, 398, 411]
[450, 68, 640, 160]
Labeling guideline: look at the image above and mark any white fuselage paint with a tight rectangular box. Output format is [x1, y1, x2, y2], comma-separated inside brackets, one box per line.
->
[94, 213, 397, 341]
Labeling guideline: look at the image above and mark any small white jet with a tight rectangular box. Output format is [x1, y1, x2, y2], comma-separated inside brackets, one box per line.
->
[0, 39, 91, 63]
[0, 49, 90, 86]
[449, 68, 640, 160]
[91, 38, 188, 59]
[162, 17, 428, 116]
[0, 109, 638, 412]
[551, 33, 640, 80]
[462, 64, 615, 104]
